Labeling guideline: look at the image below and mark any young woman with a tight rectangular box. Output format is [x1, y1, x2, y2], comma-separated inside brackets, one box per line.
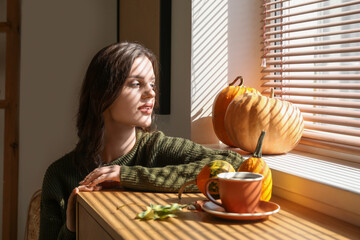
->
[39, 42, 244, 240]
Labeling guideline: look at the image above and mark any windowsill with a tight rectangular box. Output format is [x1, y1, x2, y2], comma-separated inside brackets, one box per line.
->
[203, 143, 360, 227]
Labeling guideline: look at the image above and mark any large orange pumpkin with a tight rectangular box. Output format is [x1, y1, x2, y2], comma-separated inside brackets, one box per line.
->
[224, 92, 304, 154]
[212, 76, 261, 146]
[238, 131, 272, 201]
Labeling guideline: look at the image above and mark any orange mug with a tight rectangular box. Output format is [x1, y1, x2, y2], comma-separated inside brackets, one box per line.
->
[205, 172, 263, 213]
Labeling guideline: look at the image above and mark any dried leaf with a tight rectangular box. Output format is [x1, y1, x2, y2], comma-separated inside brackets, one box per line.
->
[136, 206, 154, 220]
[136, 203, 188, 221]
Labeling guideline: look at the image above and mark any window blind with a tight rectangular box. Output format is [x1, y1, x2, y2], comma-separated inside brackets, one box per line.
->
[262, 0, 360, 159]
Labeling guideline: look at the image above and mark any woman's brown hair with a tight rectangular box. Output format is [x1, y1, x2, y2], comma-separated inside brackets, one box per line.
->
[74, 42, 158, 172]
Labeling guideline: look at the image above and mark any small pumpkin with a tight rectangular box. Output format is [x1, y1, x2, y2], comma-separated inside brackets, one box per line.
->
[178, 160, 235, 199]
[224, 90, 304, 154]
[237, 131, 272, 201]
[212, 76, 261, 147]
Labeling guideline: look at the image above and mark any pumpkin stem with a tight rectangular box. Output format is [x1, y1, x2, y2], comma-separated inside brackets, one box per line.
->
[270, 88, 274, 98]
[229, 76, 244, 87]
[178, 179, 196, 199]
[253, 131, 266, 158]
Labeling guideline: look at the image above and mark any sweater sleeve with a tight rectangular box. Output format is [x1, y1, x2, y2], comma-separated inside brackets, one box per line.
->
[119, 133, 244, 192]
[39, 163, 76, 240]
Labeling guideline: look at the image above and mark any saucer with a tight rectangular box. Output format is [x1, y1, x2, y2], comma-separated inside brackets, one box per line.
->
[202, 200, 280, 221]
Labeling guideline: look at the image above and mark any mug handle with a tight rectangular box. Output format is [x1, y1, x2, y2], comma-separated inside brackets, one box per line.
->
[204, 178, 223, 208]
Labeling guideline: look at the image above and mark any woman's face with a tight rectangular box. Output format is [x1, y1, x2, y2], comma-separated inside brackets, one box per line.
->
[104, 56, 156, 129]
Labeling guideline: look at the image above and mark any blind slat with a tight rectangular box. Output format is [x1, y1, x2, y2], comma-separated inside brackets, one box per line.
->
[283, 98, 360, 108]
[264, 18, 360, 36]
[302, 131, 360, 148]
[266, 89, 360, 99]
[265, 3, 360, 24]
[264, 0, 290, 7]
[265, 56, 360, 64]
[265, 28, 360, 43]
[262, 0, 360, 159]
[264, 46, 360, 58]
[303, 114, 360, 128]
[304, 122, 360, 137]
[299, 138, 360, 155]
[262, 66, 360, 72]
[262, 74, 360, 80]
[265, 37, 360, 50]
[262, 81, 360, 89]
[264, 0, 327, 15]
[299, 106, 360, 118]
[265, 49, 360, 58]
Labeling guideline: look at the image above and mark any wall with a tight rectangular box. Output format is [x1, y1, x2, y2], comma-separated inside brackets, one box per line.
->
[14, 0, 261, 238]
[18, 0, 116, 238]
[118, 0, 160, 60]
[157, 0, 262, 141]
[190, 0, 262, 144]
[17, 0, 191, 238]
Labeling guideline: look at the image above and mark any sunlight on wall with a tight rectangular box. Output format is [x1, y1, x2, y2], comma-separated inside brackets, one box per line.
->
[191, 0, 228, 144]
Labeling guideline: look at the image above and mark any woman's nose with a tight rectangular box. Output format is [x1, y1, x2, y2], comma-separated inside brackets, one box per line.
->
[142, 83, 156, 98]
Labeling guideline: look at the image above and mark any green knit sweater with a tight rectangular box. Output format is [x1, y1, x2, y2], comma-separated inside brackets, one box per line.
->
[39, 131, 244, 240]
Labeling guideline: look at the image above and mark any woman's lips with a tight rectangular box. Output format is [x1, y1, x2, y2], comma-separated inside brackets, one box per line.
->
[138, 103, 153, 115]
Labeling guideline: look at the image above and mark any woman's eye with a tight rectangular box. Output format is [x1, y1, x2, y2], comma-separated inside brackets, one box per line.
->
[129, 81, 140, 87]
[150, 83, 156, 89]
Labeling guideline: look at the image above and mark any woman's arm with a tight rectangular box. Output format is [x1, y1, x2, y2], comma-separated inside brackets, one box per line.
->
[79, 132, 244, 193]
[39, 158, 78, 240]
[119, 132, 245, 191]
[119, 149, 244, 192]
[39, 180, 75, 240]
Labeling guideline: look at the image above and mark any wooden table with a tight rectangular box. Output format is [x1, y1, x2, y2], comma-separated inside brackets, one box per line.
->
[76, 190, 360, 240]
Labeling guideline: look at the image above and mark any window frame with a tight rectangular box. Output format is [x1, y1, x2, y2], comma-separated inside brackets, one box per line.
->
[0, 0, 21, 239]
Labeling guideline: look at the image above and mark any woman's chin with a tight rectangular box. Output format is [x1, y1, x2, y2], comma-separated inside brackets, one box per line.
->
[137, 120, 152, 129]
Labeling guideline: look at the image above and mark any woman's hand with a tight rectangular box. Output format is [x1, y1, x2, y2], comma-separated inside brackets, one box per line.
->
[66, 166, 121, 232]
[79, 165, 121, 187]
[66, 185, 101, 232]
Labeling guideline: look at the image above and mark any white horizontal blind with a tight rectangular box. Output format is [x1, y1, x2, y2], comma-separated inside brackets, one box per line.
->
[262, 0, 360, 161]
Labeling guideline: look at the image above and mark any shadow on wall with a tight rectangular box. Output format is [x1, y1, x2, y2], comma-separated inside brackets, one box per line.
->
[191, 0, 228, 144]
[191, 116, 219, 144]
